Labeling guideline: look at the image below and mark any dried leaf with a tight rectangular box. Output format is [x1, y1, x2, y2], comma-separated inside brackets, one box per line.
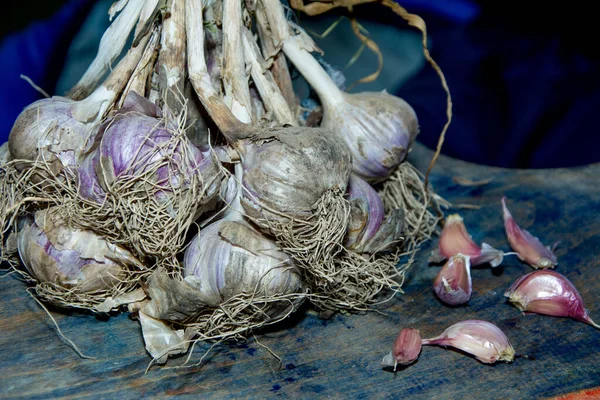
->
[347, 18, 383, 90]
[452, 176, 494, 186]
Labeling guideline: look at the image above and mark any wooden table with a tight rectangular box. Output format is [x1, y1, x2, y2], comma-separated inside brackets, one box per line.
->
[1, 144, 599, 399]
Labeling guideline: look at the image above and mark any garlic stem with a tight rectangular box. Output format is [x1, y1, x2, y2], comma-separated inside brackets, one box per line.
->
[68, 0, 146, 100]
[242, 29, 296, 125]
[134, 0, 161, 38]
[186, 0, 249, 141]
[255, 2, 298, 113]
[157, 0, 187, 116]
[119, 27, 161, 107]
[222, 0, 253, 123]
[261, 0, 345, 109]
[72, 28, 153, 123]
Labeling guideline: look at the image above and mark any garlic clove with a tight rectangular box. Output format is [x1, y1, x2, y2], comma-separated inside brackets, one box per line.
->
[430, 214, 504, 267]
[502, 196, 557, 269]
[422, 320, 515, 364]
[433, 254, 472, 306]
[381, 328, 422, 371]
[504, 270, 600, 329]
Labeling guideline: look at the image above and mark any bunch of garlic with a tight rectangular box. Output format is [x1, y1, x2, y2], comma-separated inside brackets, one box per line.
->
[1, 0, 451, 368]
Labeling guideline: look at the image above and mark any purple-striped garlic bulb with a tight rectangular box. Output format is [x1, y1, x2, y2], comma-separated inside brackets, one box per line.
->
[76, 92, 222, 211]
[142, 167, 305, 326]
[17, 208, 140, 293]
[345, 174, 404, 253]
[321, 91, 418, 181]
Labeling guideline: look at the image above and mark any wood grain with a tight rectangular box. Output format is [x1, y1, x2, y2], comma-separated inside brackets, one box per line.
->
[1, 143, 599, 399]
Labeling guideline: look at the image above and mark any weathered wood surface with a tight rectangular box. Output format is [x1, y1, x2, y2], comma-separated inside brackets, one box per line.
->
[1, 143, 599, 399]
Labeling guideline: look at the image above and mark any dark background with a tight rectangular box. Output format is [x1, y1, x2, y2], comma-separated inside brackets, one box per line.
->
[2, 0, 599, 169]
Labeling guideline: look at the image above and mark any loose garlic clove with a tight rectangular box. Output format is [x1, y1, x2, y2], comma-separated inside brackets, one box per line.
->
[382, 328, 422, 371]
[504, 270, 600, 329]
[502, 197, 558, 269]
[422, 320, 515, 364]
[433, 254, 472, 306]
[429, 214, 504, 267]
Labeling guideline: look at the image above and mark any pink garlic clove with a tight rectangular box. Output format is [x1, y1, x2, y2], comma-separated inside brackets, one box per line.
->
[381, 328, 422, 371]
[422, 320, 515, 364]
[429, 214, 504, 267]
[501, 197, 557, 269]
[504, 270, 600, 329]
[433, 254, 472, 306]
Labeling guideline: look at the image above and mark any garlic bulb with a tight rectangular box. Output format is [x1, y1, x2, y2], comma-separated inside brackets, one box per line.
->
[77, 92, 221, 209]
[17, 208, 140, 293]
[345, 174, 404, 253]
[183, 219, 303, 314]
[9, 97, 96, 172]
[429, 214, 504, 267]
[422, 320, 515, 364]
[144, 165, 305, 323]
[504, 270, 600, 329]
[184, 165, 303, 316]
[502, 197, 558, 269]
[238, 126, 352, 224]
[433, 254, 472, 306]
[261, 0, 418, 182]
[321, 91, 418, 181]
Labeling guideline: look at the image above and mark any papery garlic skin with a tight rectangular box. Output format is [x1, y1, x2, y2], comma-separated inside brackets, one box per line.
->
[433, 254, 472, 306]
[0, 142, 12, 163]
[502, 197, 557, 269]
[321, 92, 419, 182]
[16, 208, 139, 293]
[345, 174, 404, 253]
[382, 328, 422, 371]
[504, 270, 599, 328]
[422, 320, 515, 364]
[183, 219, 304, 317]
[429, 214, 504, 267]
[239, 126, 352, 224]
[9, 97, 95, 171]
